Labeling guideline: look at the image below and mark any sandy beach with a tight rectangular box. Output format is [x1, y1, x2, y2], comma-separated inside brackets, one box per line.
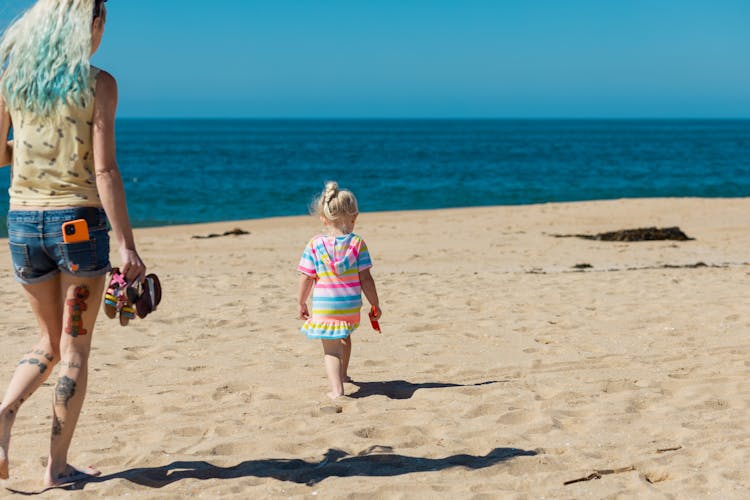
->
[0, 197, 749, 498]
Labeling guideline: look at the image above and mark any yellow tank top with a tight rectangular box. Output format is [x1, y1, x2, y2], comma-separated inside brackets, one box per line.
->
[7, 68, 101, 207]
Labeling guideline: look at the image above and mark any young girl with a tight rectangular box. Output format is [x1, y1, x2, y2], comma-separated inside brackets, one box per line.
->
[297, 181, 381, 400]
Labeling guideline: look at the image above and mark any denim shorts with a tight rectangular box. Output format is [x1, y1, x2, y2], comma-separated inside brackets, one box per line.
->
[7, 207, 111, 285]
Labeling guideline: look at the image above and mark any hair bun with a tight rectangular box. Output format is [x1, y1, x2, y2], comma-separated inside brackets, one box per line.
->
[323, 181, 339, 205]
[312, 180, 358, 225]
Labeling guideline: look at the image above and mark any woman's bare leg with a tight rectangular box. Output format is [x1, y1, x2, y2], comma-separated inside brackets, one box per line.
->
[44, 274, 105, 486]
[0, 277, 63, 480]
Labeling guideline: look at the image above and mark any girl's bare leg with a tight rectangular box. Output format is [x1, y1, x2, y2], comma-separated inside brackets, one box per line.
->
[44, 274, 105, 486]
[0, 277, 63, 480]
[341, 337, 353, 383]
[321, 339, 344, 400]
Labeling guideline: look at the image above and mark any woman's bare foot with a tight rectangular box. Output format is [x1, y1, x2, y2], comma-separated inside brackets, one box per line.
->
[44, 464, 101, 486]
[342, 376, 353, 383]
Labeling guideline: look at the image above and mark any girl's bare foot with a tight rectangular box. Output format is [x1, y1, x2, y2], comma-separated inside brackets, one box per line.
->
[327, 391, 344, 400]
[342, 376, 353, 383]
[44, 464, 101, 486]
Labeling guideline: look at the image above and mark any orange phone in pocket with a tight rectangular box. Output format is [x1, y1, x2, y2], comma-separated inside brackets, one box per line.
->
[62, 219, 90, 243]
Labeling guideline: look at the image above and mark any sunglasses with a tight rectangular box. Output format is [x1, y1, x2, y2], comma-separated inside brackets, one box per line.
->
[94, 0, 107, 19]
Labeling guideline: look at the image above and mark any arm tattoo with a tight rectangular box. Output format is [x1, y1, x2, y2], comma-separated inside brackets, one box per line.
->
[54, 376, 77, 408]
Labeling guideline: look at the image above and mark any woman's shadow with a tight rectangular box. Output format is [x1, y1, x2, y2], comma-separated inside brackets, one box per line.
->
[7, 378, 516, 494]
[8, 446, 538, 493]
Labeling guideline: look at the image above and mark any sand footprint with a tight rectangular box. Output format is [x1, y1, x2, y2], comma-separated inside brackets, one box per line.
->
[212, 382, 251, 401]
[405, 324, 438, 333]
[462, 403, 496, 419]
[310, 405, 343, 417]
[354, 426, 382, 439]
[602, 379, 639, 393]
[171, 426, 206, 438]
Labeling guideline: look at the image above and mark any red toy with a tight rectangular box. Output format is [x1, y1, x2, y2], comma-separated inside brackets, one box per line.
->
[369, 305, 381, 333]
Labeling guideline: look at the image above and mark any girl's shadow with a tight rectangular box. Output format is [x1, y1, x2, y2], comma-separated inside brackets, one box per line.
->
[348, 379, 504, 399]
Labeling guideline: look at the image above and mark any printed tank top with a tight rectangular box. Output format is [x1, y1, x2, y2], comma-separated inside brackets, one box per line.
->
[6, 67, 101, 207]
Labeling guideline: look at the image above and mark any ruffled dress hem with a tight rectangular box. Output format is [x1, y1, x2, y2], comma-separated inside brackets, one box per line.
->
[301, 319, 359, 340]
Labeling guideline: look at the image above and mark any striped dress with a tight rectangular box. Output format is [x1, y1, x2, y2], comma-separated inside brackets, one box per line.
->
[298, 233, 373, 339]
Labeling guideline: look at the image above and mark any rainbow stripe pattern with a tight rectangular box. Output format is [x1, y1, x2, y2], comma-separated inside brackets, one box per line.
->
[298, 233, 372, 339]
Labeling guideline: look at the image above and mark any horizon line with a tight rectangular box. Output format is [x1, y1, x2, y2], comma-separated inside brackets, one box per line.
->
[115, 116, 750, 121]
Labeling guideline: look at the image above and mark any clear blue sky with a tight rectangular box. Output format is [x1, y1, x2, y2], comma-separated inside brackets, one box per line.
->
[2, 0, 749, 118]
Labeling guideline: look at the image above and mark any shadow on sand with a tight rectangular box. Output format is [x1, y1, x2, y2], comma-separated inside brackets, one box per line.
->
[348, 379, 505, 399]
[7, 446, 538, 494]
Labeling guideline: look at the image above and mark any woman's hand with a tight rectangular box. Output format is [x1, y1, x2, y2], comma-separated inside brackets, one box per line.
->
[119, 247, 146, 283]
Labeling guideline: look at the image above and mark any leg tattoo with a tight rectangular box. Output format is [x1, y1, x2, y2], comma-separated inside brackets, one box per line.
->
[54, 376, 76, 409]
[17, 349, 53, 374]
[59, 360, 81, 369]
[17, 358, 48, 374]
[4, 401, 21, 417]
[51, 414, 63, 437]
[65, 286, 90, 337]
[31, 349, 54, 362]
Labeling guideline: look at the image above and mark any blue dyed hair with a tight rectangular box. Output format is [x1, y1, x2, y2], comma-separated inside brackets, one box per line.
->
[0, 0, 105, 117]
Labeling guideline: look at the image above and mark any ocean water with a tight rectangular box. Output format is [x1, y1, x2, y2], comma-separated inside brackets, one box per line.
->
[1, 119, 749, 237]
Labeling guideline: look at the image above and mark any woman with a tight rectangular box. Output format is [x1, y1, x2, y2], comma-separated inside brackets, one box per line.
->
[0, 0, 145, 486]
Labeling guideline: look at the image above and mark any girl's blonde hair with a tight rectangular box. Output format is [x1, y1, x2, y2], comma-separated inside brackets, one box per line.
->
[0, 0, 104, 117]
[311, 181, 359, 223]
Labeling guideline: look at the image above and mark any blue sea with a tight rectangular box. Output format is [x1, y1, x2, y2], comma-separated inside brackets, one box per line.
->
[1, 119, 749, 237]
